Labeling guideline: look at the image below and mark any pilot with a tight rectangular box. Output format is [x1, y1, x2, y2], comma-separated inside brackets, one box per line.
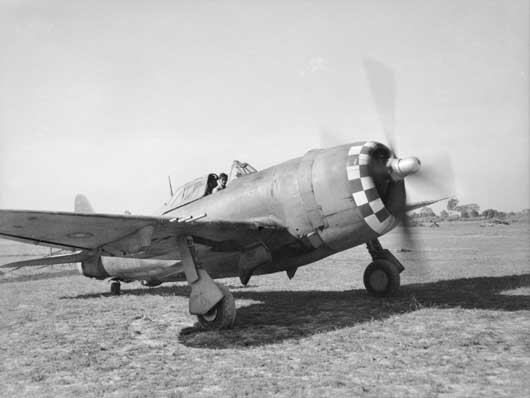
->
[206, 174, 218, 195]
[212, 173, 228, 193]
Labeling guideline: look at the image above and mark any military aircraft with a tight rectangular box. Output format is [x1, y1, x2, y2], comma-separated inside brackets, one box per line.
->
[0, 60, 451, 330]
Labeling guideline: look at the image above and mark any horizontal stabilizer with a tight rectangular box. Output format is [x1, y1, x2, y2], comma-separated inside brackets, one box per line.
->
[405, 197, 448, 213]
[0, 250, 93, 269]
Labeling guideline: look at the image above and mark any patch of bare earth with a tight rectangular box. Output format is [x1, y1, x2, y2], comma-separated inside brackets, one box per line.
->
[0, 222, 529, 397]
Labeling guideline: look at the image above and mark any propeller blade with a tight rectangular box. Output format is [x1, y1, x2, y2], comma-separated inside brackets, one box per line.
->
[395, 194, 431, 280]
[318, 127, 344, 148]
[399, 211, 417, 252]
[363, 58, 397, 154]
[406, 152, 456, 199]
[362, 58, 442, 279]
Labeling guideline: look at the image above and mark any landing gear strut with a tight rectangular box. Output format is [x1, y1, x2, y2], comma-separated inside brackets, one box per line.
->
[363, 239, 404, 297]
[110, 280, 121, 296]
[176, 236, 236, 330]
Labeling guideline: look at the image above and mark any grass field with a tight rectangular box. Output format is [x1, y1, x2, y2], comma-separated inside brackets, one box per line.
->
[0, 221, 529, 397]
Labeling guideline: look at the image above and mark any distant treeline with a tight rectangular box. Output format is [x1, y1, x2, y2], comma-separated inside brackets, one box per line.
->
[410, 198, 529, 220]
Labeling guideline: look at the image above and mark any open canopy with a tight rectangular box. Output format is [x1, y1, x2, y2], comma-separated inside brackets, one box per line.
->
[163, 160, 258, 212]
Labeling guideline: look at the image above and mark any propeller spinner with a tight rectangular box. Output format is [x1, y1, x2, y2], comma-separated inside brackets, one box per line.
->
[387, 156, 422, 181]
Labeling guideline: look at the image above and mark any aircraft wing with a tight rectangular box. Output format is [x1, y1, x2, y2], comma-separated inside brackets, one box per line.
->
[405, 197, 448, 213]
[0, 251, 92, 269]
[0, 210, 285, 260]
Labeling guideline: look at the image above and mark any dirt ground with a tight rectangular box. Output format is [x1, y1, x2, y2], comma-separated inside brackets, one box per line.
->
[0, 221, 529, 397]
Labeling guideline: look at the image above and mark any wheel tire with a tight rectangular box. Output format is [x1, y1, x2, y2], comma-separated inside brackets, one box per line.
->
[197, 283, 236, 330]
[363, 259, 400, 297]
[110, 281, 121, 296]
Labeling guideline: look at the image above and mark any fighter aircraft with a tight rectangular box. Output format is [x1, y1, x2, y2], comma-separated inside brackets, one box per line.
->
[0, 60, 451, 330]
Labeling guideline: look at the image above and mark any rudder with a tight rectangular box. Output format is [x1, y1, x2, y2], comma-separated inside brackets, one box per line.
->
[74, 194, 94, 213]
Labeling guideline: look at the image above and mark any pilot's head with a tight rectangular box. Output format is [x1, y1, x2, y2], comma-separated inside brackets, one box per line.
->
[219, 173, 228, 186]
[207, 174, 218, 190]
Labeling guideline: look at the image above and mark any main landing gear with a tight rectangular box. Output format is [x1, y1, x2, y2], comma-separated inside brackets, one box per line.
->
[196, 283, 236, 330]
[176, 236, 236, 330]
[363, 239, 404, 297]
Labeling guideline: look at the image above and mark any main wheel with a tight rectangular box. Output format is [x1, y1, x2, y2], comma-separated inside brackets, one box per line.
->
[197, 283, 236, 330]
[363, 259, 400, 297]
[110, 281, 121, 296]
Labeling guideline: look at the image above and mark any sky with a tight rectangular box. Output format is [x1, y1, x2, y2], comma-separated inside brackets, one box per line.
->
[0, 0, 528, 214]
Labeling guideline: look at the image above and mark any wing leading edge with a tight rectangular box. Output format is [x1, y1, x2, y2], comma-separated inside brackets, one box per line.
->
[0, 209, 285, 262]
[0, 250, 93, 269]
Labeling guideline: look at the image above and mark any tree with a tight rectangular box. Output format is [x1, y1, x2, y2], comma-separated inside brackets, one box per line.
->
[482, 209, 498, 219]
[419, 207, 436, 217]
[447, 198, 459, 211]
[439, 210, 449, 219]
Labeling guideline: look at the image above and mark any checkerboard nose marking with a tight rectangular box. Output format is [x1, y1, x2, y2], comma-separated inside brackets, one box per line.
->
[347, 141, 395, 235]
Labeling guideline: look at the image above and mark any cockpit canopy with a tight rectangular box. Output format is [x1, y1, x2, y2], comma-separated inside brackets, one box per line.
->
[228, 160, 257, 182]
[164, 160, 257, 211]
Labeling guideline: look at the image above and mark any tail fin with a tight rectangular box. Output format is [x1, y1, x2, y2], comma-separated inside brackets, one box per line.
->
[74, 194, 94, 213]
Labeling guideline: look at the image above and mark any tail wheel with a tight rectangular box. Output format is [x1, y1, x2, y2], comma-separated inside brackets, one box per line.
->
[197, 283, 236, 330]
[363, 259, 400, 297]
[110, 281, 121, 296]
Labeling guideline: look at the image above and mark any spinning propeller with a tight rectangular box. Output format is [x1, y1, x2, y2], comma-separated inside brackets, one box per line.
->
[363, 58, 455, 251]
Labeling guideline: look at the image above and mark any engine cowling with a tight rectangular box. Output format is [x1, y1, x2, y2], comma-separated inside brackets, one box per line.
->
[298, 141, 405, 251]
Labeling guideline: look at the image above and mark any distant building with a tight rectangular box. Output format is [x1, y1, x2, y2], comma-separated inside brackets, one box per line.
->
[447, 210, 460, 218]
[455, 203, 480, 218]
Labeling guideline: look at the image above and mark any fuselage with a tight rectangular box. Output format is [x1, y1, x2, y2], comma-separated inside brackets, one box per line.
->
[89, 142, 405, 284]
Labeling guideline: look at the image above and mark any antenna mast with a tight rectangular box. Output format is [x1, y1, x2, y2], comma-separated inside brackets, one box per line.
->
[168, 176, 174, 197]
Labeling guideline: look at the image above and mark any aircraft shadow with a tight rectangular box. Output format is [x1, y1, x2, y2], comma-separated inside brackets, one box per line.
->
[64, 274, 530, 349]
[179, 274, 530, 348]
